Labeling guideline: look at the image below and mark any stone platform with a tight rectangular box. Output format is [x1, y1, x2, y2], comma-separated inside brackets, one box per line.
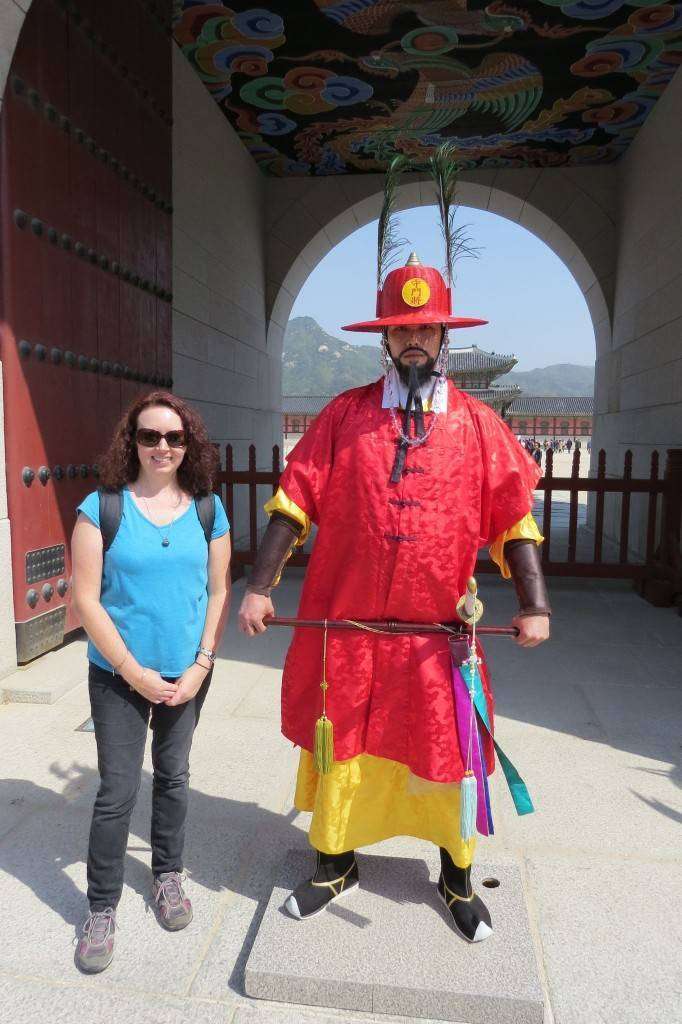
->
[244, 850, 545, 1024]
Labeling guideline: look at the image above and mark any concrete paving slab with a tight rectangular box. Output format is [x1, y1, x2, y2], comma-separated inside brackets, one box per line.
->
[231, 1001, 455, 1023]
[1, 636, 88, 703]
[621, 642, 682, 684]
[54, 678, 91, 707]
[0, 800, 231, 990]
[583, 680, 682, 745]
[525, 855, 682, 1024]
[490, 720, 680, 859]
[187, 714, 298, 813]
[184, 792, 309, 904]
[231, 674, 281, 720]
[0, 760, 99, 844]
[487, 639, 653, 689]
[0, 708, 101, 839]
[544, 610, 650, 647]
[494, 677, 608, 744]
[190, 892, 265, 1000]
[200, 660, 271, 718]
[244, 850, 545, 1024]
[0, 973, 234, 1024]
[594, 588, 682, 627]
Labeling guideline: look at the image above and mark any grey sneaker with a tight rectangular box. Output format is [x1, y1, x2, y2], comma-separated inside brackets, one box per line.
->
[152, 872, 193, 931]
[75, 907, 116, 973]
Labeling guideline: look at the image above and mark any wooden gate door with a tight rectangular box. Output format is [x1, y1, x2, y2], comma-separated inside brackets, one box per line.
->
[0, 0, 173, 662]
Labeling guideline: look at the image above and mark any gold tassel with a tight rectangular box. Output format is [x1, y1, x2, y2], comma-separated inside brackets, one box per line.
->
[313, 714, 334, 775]
[313, 620, 334, 775]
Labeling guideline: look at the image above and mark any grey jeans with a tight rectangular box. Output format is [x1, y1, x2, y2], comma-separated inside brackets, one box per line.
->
[86, 661, 211, 910]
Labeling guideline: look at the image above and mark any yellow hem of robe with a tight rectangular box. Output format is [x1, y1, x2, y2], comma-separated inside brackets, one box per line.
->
[294, 749, 476, 869]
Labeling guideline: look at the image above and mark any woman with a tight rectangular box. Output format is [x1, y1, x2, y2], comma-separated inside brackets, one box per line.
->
[71, 391, 231, 973]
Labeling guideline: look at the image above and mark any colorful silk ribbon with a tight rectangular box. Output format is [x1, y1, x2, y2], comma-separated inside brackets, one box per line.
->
[450, 638, 534, 835]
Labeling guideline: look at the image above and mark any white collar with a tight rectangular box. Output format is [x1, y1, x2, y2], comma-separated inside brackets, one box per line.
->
[381, 364, 448, 413]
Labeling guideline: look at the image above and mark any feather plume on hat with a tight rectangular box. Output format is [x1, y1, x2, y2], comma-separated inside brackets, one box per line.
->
[428, 143, 479, 286]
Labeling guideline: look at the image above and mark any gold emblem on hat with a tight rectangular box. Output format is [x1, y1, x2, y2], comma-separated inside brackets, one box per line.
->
[402, 277, 430, 308]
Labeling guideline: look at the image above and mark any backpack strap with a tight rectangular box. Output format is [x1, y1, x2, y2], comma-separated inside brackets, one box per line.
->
[98, 489, 123, 552]
[195, 493, 216, 546]
[99, 489, 215, 549]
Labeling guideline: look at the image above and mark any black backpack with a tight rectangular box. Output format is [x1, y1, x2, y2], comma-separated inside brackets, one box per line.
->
[98, 489, 216, 552]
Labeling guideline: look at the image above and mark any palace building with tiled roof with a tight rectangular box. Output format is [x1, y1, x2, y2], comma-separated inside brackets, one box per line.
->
[283, 396, 333, 443]
[506, 396, 594, 439]
[446, 344, 521, 415]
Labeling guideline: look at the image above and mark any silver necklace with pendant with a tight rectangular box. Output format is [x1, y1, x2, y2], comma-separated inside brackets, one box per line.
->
[142, 492, 183, 547]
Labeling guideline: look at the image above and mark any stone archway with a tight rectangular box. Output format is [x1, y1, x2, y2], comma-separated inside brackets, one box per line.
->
[263, 166, 620, 553]
[264, 167, 616, 370]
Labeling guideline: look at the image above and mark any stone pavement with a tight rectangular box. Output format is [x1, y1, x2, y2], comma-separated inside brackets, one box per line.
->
[1, 573, 681, 1024]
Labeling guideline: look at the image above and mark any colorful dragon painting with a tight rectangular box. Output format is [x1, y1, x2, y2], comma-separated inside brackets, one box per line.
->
[173, 1, 682, 174]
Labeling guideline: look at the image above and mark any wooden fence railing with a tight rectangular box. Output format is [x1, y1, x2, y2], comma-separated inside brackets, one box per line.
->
[216, 445, 682, 601]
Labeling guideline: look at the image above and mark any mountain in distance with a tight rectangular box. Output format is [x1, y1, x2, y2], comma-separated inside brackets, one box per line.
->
[283, 316, 380, 395]
[498, 364, 594, 397]
[283, 316, 594, 397]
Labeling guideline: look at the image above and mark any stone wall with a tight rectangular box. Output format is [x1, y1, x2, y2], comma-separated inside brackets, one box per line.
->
[595, 66, 682, 557]
[172, 46, 280, 547]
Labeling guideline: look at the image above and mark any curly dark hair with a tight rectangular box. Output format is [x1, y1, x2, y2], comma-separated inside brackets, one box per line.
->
[98, 391, 219, 496]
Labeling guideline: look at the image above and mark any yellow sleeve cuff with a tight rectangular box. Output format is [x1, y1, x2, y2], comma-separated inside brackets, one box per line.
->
[489, 512, 543, 580]
[263, 487, 311, 546]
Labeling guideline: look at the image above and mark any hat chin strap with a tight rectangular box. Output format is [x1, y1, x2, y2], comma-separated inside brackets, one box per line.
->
[435, 327, 449, 377]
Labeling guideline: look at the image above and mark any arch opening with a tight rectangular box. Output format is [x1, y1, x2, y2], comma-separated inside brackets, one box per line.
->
[266, 174, 615, 371]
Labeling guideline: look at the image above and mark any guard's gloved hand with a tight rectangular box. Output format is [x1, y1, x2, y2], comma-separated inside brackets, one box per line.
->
[504, 539, 551, 648]
[238, 514, 303, 636]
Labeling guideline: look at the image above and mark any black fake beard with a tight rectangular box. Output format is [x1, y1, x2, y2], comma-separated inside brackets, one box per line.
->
[392, 351, 437, 387]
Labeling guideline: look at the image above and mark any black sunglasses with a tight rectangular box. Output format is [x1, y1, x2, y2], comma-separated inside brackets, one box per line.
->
[135, 428, 187, 449]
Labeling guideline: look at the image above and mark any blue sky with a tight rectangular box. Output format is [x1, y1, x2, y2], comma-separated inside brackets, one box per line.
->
[290, 206, 596, 372]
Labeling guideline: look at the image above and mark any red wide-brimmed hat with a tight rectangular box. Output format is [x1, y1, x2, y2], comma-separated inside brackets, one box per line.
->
[343, 254, 487, 333]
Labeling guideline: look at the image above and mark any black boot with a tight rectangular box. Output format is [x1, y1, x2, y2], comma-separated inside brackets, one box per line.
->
[285, 849, 359, 920]
[437, 848, 492, 943]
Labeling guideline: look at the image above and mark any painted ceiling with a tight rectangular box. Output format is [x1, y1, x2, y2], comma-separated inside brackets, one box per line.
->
[173, 1, 682, 175]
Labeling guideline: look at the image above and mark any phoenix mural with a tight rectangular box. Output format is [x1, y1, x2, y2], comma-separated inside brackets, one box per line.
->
[173, 1, 682, 174]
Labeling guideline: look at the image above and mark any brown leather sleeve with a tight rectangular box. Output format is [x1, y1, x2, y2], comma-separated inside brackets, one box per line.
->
[503, 539, 552, 617]
[246, 513, 303, 595]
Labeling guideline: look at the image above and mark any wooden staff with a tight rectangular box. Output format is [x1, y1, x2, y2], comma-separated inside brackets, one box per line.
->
[264, 617, 519, 637]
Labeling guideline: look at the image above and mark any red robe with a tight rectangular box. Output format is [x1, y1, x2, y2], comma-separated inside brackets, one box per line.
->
[278, 380, 541, 785]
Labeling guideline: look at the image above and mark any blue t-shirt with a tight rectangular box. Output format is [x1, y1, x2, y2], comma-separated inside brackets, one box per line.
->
[77, 489, 229, 676]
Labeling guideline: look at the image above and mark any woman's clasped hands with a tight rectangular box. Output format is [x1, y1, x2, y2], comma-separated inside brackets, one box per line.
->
[117, 653, 210, 706]
[164, 662, 210, 707]
[121, 661, 178, 704]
